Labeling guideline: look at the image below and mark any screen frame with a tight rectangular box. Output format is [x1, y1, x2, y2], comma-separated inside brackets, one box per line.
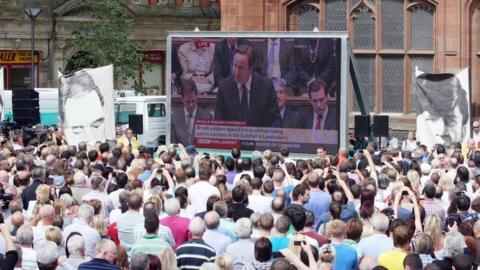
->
[166, 31, 349, 159]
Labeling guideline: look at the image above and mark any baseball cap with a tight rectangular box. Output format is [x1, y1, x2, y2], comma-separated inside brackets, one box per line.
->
[54, 176, 65, 188]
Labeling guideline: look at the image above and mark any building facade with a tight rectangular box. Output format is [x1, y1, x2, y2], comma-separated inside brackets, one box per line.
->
[0, 0, 220, 94]
[221, 0, 480, 130]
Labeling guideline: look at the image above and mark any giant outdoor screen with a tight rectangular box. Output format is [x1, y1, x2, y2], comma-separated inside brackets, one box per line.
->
[167, 32, 349, 155]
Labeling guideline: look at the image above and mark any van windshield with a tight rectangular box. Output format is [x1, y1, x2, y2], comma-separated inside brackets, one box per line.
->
[115, 103, 136, 125]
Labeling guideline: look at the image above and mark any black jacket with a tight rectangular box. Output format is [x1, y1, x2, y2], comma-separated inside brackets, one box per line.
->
[21, 180, 43, 210]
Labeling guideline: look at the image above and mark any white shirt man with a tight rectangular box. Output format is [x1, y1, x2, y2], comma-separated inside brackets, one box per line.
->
[188, 180, 220, 214]
[63, 204, 101, 258]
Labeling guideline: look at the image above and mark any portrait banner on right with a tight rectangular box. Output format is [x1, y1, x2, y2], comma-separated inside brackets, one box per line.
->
[167, 33, 349, 155]
[414, 68, 471, 149]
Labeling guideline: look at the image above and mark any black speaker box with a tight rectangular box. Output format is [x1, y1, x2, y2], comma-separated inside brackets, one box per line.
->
[12, 88, 40, 126]
[373, 115, 389, 137]
[129, 114, 143, 135]
[354, 115, 370, 137]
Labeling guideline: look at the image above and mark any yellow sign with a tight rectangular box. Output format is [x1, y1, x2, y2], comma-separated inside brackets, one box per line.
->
[0, 51, 39, 64]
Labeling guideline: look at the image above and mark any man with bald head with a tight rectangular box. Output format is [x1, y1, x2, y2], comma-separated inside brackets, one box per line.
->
[32, 204, 54, 250]
[202, 211, 232, 255]
[78, 239, 119, 270]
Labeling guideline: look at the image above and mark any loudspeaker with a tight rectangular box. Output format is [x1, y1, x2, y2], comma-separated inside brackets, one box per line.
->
[129, 114, 143, 135]
[373, 115, 389, 137]
[12, 88, 40, 126]
[354, 115, 370, 137]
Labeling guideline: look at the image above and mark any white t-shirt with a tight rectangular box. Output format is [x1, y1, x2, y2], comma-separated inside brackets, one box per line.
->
[188, 181, 220, 213]
[247, 194, 273, 214]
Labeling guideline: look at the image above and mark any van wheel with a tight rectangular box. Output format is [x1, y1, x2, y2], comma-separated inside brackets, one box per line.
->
[158, 136, 166, 145]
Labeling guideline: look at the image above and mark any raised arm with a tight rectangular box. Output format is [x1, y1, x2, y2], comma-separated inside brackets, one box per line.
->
[336, 172, 354, 203]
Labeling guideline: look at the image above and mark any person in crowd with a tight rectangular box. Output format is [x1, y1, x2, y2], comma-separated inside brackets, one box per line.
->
[81, 176, 113, 219]
[117, 192, 144, 254]
[377, 225, 411, 270]
[32, 204, 55, 250]
[202, 211, 232, 255]
[133, 201, 176, 248]
[130, 252, 149, 270]
[176, 217, 216, 269]
[131, 214, 171, 255]
[16, 224, 37, 270]
[327, 219, 358, 270]
[225, 217, 255, 269]
[242, 237, 273, 270]
[63, 203, 101, 258]
[304, 171, 331, 229]
[231, 186, 254, 222]
[402, 130, 418, 152]
[188, 159, 220, 213]
[160, 198, 191, 250]
[357, 213, 393, 261]
[78, 239, 120, 270]
[65, 234, 89, 269]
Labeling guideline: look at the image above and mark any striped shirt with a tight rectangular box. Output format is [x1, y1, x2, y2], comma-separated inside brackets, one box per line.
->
[78, 258, 121, 270]
[176, 239, 216, 270]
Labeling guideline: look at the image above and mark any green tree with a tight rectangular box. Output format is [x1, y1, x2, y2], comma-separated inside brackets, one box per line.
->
[66, 0, 150, 93]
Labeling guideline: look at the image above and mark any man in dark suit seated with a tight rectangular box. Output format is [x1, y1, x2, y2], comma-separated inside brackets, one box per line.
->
[271, 78, 302, 129]
[300, 78, 337, 130]
[213, 38, 249, 87]
[171, 78, 212, 146]
[214, 44, 279, 127]
[254, 38, 297, 95]
[295, 38, 335, 96]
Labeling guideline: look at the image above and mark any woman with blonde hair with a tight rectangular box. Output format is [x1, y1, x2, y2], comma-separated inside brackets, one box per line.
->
[90, 215, 107, 236]
[423, 214, 444, 258]
[45, 226, 66, 256]
[158, 248, 177, 270]
[413, 233, 436, 266]
[26, 184, 51, 218]
[407, 170, 421, 193]
[438, 175, 454, 206]
[215, 254, 233, 270]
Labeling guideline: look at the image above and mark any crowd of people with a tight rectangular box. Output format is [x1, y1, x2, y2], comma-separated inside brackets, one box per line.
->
[0, 123, 479, 270]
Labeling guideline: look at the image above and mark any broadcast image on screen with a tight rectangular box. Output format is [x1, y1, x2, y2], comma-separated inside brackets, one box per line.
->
[168, 34, 344, 154]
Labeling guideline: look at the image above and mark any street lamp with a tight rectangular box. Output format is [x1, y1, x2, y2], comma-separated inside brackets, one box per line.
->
[24, 7, 41, 89]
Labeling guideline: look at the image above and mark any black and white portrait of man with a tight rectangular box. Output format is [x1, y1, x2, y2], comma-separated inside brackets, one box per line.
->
[414, 69, 470, 149]
[59, 65, 115, 145]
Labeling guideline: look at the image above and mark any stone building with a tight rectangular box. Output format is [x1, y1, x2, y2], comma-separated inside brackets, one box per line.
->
[0, 0, 220, 94]
[221, 0, 480, 130]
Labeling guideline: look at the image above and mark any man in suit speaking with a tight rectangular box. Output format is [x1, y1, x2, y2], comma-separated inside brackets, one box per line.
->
[301, 78, 337, 130]
[214, 44, 279, 127]
[171, 78, 212, 146]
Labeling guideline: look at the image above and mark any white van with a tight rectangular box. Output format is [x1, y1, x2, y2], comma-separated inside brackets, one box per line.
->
[114, 95, 167, 148]
[2, 89, 168, 148]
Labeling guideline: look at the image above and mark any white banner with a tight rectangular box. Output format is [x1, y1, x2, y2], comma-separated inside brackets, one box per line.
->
[59, 65, 115, 146]
[414, 68, 470, 149]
